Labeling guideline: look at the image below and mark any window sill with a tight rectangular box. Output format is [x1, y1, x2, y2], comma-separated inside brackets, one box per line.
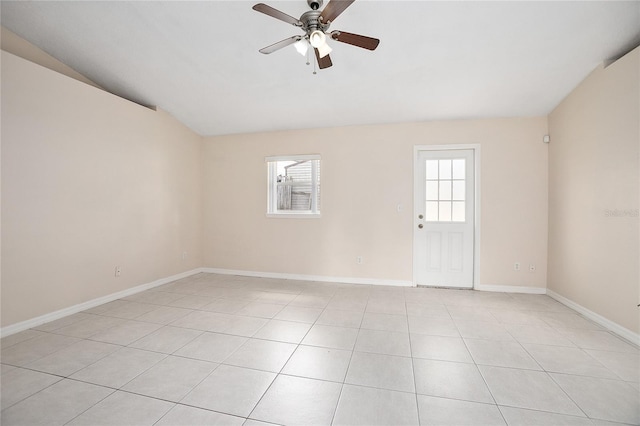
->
[266, 212, 321, 219]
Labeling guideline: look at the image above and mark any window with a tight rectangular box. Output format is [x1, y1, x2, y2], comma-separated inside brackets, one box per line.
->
[266, 155, 320, 217]
[425, 158, 466, 222]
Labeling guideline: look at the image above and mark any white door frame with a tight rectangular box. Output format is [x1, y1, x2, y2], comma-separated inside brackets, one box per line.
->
[413, 144, 481, 288]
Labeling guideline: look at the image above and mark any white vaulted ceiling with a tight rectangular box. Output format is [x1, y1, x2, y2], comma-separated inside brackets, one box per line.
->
[1, 1, 639, 136]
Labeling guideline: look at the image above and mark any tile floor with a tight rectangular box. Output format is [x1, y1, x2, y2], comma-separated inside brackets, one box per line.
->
[1, 273, 638, 425]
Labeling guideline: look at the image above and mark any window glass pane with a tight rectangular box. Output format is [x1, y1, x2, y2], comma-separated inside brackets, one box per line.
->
[426, 160, 439, 180]
[452, 201, 465, 222]
[439, 181, 452, 201]
[439, 201, 452, 221]
[439, 160, 452, 179]
[269, 158, 320, 214]
[426, 202, 439, 221]
[426, 181, 439, 201]
[452, 181, 465, 200]
[452, 159, 465, 179]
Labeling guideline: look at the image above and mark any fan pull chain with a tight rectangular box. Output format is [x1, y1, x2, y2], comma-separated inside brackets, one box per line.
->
[313, 54, 317, 75]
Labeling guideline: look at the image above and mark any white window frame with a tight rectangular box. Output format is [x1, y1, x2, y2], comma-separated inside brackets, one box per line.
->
[266, 154, 321, 218]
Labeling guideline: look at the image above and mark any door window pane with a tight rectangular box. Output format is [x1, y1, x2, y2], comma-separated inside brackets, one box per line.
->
[452, 202, 465, 222]
[426, 160, 439, 179]
[452, 159, 465, 179]
[426, 202, 439, 221]
[439, 160, 452, 179]
[426, 181, 439, 201]
[452, 181, 465, 201]
[439, 181, 452, 200]
[439, 202, 452, 221]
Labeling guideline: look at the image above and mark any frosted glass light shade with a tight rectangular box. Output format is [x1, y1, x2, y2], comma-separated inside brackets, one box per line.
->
[317, 42, 332, 58]
[294, 39, 308, 56]
[309, 30, 326, 48]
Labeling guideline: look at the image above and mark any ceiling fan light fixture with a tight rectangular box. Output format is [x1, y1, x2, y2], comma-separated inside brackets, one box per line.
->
[317, 42, 332, 58]
[294, 38, 309, 56]
[309, 30, 326, 48]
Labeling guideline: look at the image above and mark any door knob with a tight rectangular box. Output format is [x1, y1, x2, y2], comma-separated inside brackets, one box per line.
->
[418, 224, 423, 229]
[418, 214, 424, 219]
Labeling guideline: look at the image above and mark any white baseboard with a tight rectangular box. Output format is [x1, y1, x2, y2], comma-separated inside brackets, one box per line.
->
[202, 268, 414, 288]
[547, 289, 640, 347]
[0, 268, 204, 338]
[475, 284, 547, 294]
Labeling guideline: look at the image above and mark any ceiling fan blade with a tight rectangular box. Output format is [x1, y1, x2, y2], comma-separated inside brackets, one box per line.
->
[259, 36, 302, 54]
[320, 0, 355, 23]
[253, 3, 301, 26]
[331, 31, 379, 51]
[314, 48, 333, 69]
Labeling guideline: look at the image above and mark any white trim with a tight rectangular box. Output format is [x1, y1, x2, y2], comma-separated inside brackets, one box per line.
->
[0, 268, 204, 338]
[547, 289, 640, 347]
[413, 144, 482, 289]
[202, 268, 413, 287]
[475, 284, 546, 294]
[265, 154, 320, 162]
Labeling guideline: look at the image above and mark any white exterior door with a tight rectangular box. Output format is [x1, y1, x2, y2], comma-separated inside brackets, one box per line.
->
[414, 149, 475, 288]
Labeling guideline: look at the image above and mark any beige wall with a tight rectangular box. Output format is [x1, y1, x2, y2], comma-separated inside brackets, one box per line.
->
[548, 48, 640, 334]
[202, 117, 549, 288]
[1, 51, 203, 327]
[1, 26, 101, 89]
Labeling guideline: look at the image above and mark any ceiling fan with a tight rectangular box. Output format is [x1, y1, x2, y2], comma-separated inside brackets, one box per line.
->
[252, 0, 379, 71]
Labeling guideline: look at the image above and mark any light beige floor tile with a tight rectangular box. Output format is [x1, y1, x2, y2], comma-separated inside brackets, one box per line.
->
[333, 384, 419, 426]
[181, 364, 275, 417]
[551, 373, 640, 424]
[504, 324, 576, 347]
[134, 306, 193, 325]
[0, 368, 61, 409]
[54, 315, 127, 339]
[499, 406, 594, 425]
[408, 316, 459, 337]
[27, 339, 120, 376]
[100, 301, 159, 320]
[410, 334, 473, 363]
[1, 364, 17, 375]
[122, 291, 183, 306]
[257, 292, 297, 305]
[289, 294, 332, 309]
[224, 315, 269, 337]
[282, 345, 352, 382]
[406, 303, 450, 319]
[355, 328, 411, 357]
[361, 312, 409, 333]
[201, 298, 251, 314]
[274, 306, 323, 323]
[250, 374, 342, 425]
[540, 312, 604, 330]
[1, 333, 81, 366]
[556, 329, 639, 353]
[523, 343, 618, 378]
[252, 319, 311, 343]
[585, 349, 640, 382]
[224, 338, 296, 372]
[366, 299, 407, 315]
[346, 351, 414, 392]
[167, 295, 215, 309]
[128, 325, 203, 354]
[479, 366, 583, 416]
[465, 339, 541, 370]
[67, 390, 174, 425]
[316, 309, 363, 328]
[89, 320, 162, 346]
[447, 306, 497, 322]
[156, 404, 245, 426]
[417, 395, 505, 426]
[325, 298, 368, 312]
[33, 313, 95, 333]
[303, 324, 358, 350]
[174, 332, 246, 363]
[413, 358, 494, 403]
[122, 355, 218, 401]
[455, 320, 515, 341]
[70, 347, 166, 388]
[0, 379, 112, 426]
[236, 302, 285, 318]
[1, 330, 48, 350]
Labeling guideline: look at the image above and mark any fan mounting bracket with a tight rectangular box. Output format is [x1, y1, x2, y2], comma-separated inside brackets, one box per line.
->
[300, 10, 331, 35]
